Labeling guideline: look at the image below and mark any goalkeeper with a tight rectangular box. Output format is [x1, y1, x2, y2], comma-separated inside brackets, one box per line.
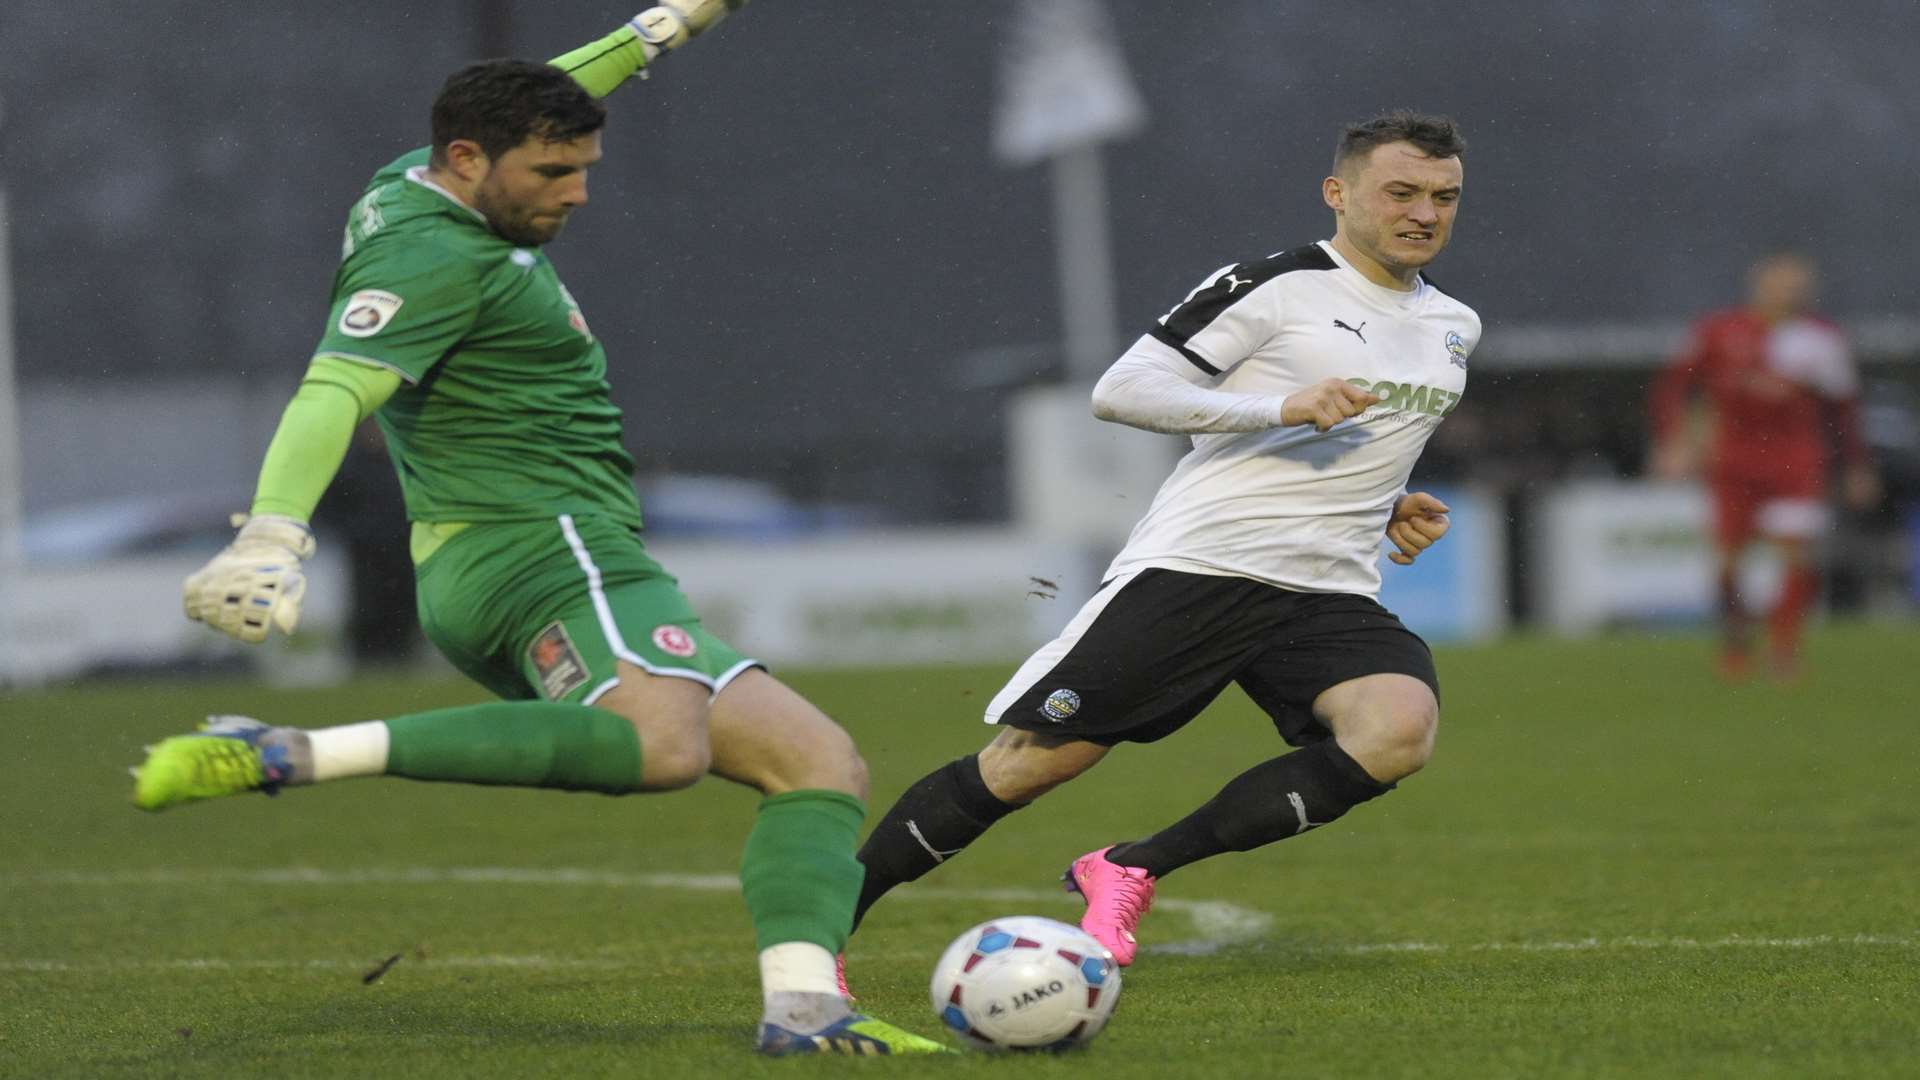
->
[132, 5, 946, 1057]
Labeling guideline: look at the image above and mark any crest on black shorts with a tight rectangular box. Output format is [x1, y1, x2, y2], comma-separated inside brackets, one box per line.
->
[529, 621, 589, 701]
[1041, 688, 1082, 722]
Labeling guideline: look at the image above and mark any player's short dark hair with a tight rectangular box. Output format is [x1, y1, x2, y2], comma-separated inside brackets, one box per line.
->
[430, 59, 607, 165]
[1333, 110, 1466, 175]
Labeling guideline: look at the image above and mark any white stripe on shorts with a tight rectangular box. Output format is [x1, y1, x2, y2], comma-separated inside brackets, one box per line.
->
[581, 677, 623, 707]
[983, 571, 1142, 726]
[555, 514, 717, 691]
[711, 659, 761, 696]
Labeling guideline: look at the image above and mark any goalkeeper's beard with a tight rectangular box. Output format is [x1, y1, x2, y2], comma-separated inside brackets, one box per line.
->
[473, 187, 572, 247]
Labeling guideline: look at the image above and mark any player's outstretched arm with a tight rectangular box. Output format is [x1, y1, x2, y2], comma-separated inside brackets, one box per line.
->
[550, 1, 750, 97]
[182, 357, 401, 644]
[1092, 335, 1306, 434]
[1093, 336, 1385, 436]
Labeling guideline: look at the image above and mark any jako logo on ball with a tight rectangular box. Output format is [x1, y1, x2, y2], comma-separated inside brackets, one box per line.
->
[1007, 980, 1066, 1009]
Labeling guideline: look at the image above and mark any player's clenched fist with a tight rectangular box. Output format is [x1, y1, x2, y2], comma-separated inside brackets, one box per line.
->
[1280, 378, 1381, 431]
[183, 514, 317, 643]
[1385, 492, 1450, 566]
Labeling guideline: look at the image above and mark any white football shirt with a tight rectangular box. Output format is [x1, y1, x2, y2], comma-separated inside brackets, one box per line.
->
[1105, 240, 1482, 597]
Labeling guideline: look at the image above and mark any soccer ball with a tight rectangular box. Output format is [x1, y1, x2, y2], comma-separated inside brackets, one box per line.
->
[930, 916, 1122, 1052]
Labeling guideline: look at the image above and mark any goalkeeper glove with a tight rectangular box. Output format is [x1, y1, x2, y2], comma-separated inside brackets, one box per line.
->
[630, 0, 748, 53]
[182, 513, 317, 644]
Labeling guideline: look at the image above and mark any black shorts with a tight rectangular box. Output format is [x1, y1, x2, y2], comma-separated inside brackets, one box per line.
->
[984, 568, 1439, 747]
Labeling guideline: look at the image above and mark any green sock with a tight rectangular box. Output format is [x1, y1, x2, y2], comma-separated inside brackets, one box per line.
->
[739, 790, 867, 953]
[383, 701, 643, 794]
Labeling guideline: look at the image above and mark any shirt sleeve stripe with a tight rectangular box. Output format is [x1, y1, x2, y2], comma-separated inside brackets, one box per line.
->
[313, 350, 421, 385]
[1147, 325, 1222, 376]
[1150, 243, 1338, 350]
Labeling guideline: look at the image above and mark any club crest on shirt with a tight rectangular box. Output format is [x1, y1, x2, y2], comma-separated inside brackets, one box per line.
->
[338, 289, 404, 338]
[529, 621, 589, 701]
[1445, 330, 1469, 369]
[1041, 688, 1082, 722]
[652, 624, 698, 659]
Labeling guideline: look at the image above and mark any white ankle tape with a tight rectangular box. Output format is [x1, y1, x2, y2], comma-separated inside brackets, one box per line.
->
[758, 942, 840, 999]
[308, 721, 391, 782]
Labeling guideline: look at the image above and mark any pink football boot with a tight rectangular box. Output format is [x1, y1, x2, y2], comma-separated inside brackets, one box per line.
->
[1064, 846, 1156, 966]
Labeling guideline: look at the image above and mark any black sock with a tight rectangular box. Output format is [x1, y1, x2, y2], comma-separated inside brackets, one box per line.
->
[1105, 740, 1391, 879]
[852, 755, 1023, 928]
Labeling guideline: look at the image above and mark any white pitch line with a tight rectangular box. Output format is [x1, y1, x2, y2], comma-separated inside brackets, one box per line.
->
[0, 956, 640, 974]
[11, 869, 1912, 964]
[1342, 934, 1917, 954]
[14, 868, 739, 890]
[6, 867, 1272, 956]
[7, 934, 1915, 975]
[865, 885, 1272, 954]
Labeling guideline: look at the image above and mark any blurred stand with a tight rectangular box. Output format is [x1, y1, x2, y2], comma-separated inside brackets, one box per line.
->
[1432, 327, 1920, 628]
[10, 6, 1920, 684]
[1841, 378, 1920, 610]
[7, 320, 1915, 687]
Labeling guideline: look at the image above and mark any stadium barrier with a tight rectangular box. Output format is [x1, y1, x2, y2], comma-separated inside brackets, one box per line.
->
[649, 529, 1100, 669]
[4, 550, 351, 686]
[1531, 480, 1790, 633]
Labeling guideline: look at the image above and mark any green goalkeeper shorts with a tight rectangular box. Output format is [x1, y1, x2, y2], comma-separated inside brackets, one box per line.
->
[414, 513, 759, 704]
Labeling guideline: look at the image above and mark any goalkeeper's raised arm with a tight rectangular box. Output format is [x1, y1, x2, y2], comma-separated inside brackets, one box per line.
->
[183, 5, 750, 645]
[553, 0, 751, 96]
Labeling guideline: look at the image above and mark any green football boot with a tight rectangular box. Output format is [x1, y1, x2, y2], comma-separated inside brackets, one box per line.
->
[756, 1014, 955, 1056]
[131, 716, 291, 811]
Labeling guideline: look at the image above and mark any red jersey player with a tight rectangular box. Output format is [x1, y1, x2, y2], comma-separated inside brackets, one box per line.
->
[1650, 252, 1879, 679]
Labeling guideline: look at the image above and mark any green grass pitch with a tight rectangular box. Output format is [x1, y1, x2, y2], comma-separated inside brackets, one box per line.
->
[4, 624, 1918, 1078]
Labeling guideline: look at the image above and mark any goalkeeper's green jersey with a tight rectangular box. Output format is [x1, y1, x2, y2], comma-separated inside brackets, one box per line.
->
[311, 147, 642, 529]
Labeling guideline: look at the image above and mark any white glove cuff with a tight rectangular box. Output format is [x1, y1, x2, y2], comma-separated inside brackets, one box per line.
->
[235, 513, 317, 559]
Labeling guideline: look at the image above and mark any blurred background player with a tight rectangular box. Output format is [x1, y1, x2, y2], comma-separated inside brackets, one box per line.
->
[1650, 251, 1880, 680]
[848, 112, 1473, 971]
[128, 5, 945, 1057]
